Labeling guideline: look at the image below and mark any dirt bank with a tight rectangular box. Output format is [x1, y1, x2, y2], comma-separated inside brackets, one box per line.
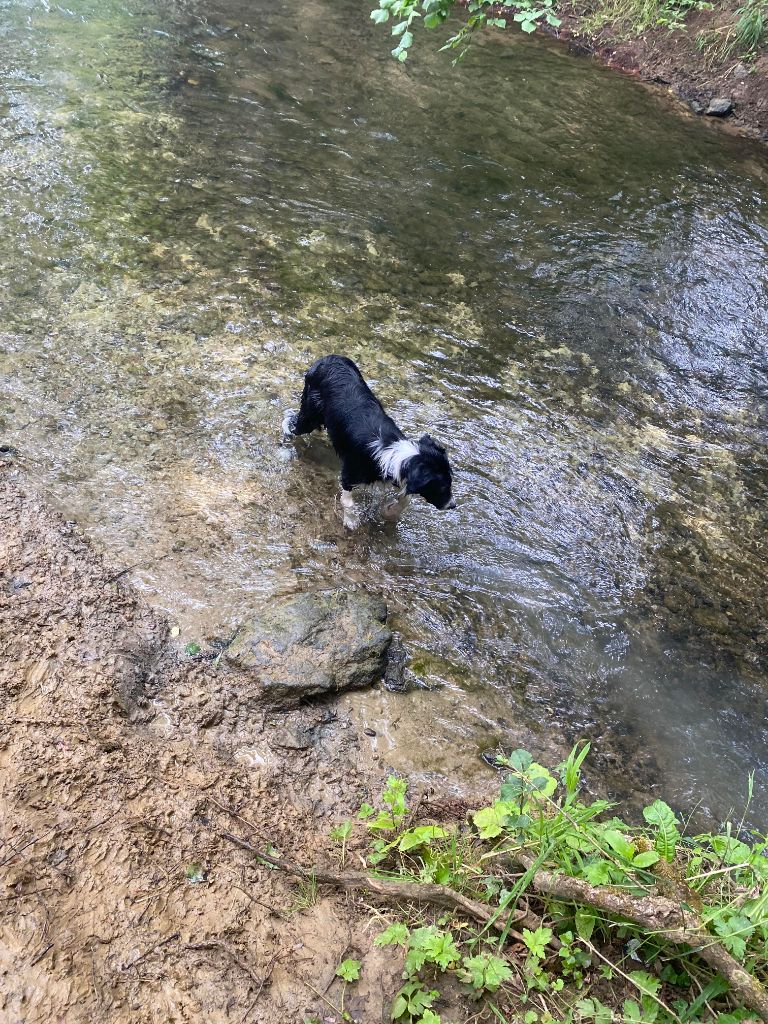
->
[559, 5, 768, 143]
[0, 462, 425, 1023]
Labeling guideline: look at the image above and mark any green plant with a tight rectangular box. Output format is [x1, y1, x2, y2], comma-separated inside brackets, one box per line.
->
[578, 0, 711, 37]
[733, 0, 768, 53]
[340, 745, 768, 1024]
[335, 958, 361, 1020]
[287, 873, 318, 915]
[369, 0, 561, 63]
[330, 819, 353, 868]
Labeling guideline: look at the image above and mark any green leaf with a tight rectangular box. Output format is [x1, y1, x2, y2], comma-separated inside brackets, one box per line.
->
[642, 800, 680, 861]
[603, 829, 636, 861]
[371, 8, 390, 22]
[330, 820, 353, 842]
[184, 641, 201, 656]
[582, 858, 613, 885]
[628, 970, 661, 999]
[184, 861, 205, 883]
[459, 953, 512, 992]
[420, 929, 460, 969]
[392, 19, 409, 34]
[633, 850, 661, 868]
[711, 834, 751, 865]
[358, 803, 376, 819]
[575, 908, 596, 941]
[623, 999, 643, 1024]
[391, 994, 408, 1019]
[499, 775, 523, 802]
[575, 997, 613, 1024]
[506, 748, 533, 772]
[418, 1012, 441, 1024]
[400, 30, 413, 48]
[336, 958, 361, 983]
[713, 913, 754, 959]
[473, 801, 513, 839]
[522, 926, 552, 959]
[375, 922, 410, 947]
[397, 826, 448, 851]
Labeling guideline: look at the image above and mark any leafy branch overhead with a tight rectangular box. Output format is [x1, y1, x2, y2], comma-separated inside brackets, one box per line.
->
[370, 0, 561, 62]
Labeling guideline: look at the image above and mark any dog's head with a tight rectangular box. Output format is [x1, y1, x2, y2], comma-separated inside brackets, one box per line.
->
[405, 434, 455, 510]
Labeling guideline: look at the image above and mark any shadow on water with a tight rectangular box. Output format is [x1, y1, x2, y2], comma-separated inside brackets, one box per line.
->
[1, 0, 767, 825]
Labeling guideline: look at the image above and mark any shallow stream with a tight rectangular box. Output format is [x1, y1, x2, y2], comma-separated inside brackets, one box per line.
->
[1, 0, 767, 825]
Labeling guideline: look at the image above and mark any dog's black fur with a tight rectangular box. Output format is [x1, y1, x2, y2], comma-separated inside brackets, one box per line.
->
[284, 355, 455, 510]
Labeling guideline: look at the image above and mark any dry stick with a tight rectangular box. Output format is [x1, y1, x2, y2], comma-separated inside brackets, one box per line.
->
[220, 831, 532, 940]
[121, 931, 180, 971]
[513, 853, 768, 1024]
[185, 940, 262, 989]
[231, 882, 290, 921]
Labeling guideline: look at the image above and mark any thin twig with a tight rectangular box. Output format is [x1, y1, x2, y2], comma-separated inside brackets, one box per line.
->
[185, 940, 261, 988]
[121, 932, 180, 971]
[231, 882, 289, 921]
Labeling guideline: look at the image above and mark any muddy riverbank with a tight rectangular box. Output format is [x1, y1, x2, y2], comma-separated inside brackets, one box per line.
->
[557, 5, 768, 143]
[0, 462, 405, 1023]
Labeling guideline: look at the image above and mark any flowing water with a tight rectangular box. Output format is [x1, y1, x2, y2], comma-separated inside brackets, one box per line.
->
[1, 0, 767, 825]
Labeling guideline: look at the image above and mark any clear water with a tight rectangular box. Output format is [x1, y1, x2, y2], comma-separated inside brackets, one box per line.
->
[1, 0, 767, 825]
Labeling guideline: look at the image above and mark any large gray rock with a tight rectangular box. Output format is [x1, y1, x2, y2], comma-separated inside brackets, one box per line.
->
[706, 97, 733, 117]
[226, 590, 391, 706]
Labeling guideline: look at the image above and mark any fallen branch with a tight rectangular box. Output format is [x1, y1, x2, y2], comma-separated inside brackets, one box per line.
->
[221, 830, 768, 1021]
[514, 852, 768, 1023]
[220, 831, 532, 938]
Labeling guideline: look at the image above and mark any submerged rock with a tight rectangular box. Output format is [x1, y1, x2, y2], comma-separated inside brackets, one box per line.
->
[226, 590, 392, 706]
[705, 97, 733, 117]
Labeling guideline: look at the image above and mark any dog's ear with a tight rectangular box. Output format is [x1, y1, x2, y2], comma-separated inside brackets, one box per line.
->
[405, 458, 431, 495]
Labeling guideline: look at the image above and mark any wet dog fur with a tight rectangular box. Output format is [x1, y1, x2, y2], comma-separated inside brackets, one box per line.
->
[283, 355, 455, 526]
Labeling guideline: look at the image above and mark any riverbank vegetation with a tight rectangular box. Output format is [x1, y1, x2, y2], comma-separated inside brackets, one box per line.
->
[253, 744, 768, 1024]
[369, 0, 768, 62]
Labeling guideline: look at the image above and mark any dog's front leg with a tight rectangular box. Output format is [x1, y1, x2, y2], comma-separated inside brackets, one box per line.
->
[340, 488, 360, 530]
[382, 487, 409, 521]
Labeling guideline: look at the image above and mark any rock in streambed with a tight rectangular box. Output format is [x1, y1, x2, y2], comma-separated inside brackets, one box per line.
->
[225, 590, 392, 706]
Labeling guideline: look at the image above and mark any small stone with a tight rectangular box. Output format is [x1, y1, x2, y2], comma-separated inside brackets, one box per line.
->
[705, 97, 733, 117]
[689, 99, 704, 115]
[364, 728, 377, 737]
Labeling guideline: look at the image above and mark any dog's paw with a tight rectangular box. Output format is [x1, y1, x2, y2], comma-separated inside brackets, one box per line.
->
[281, 409, 298, 440]
[340, 489, 361, 530]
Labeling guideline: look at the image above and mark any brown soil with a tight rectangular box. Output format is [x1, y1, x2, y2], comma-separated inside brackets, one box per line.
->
[559, 6, 768, 143]
[0, 462, 419, 1024]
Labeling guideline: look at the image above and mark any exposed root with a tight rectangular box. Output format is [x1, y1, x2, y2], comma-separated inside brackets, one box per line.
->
[221, 832, 768, 1022]
[220, 831, 533, 939]
[514, 852, 768, 1023]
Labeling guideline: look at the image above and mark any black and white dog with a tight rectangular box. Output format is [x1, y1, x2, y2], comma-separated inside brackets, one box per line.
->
[282, 355, 455, 527]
